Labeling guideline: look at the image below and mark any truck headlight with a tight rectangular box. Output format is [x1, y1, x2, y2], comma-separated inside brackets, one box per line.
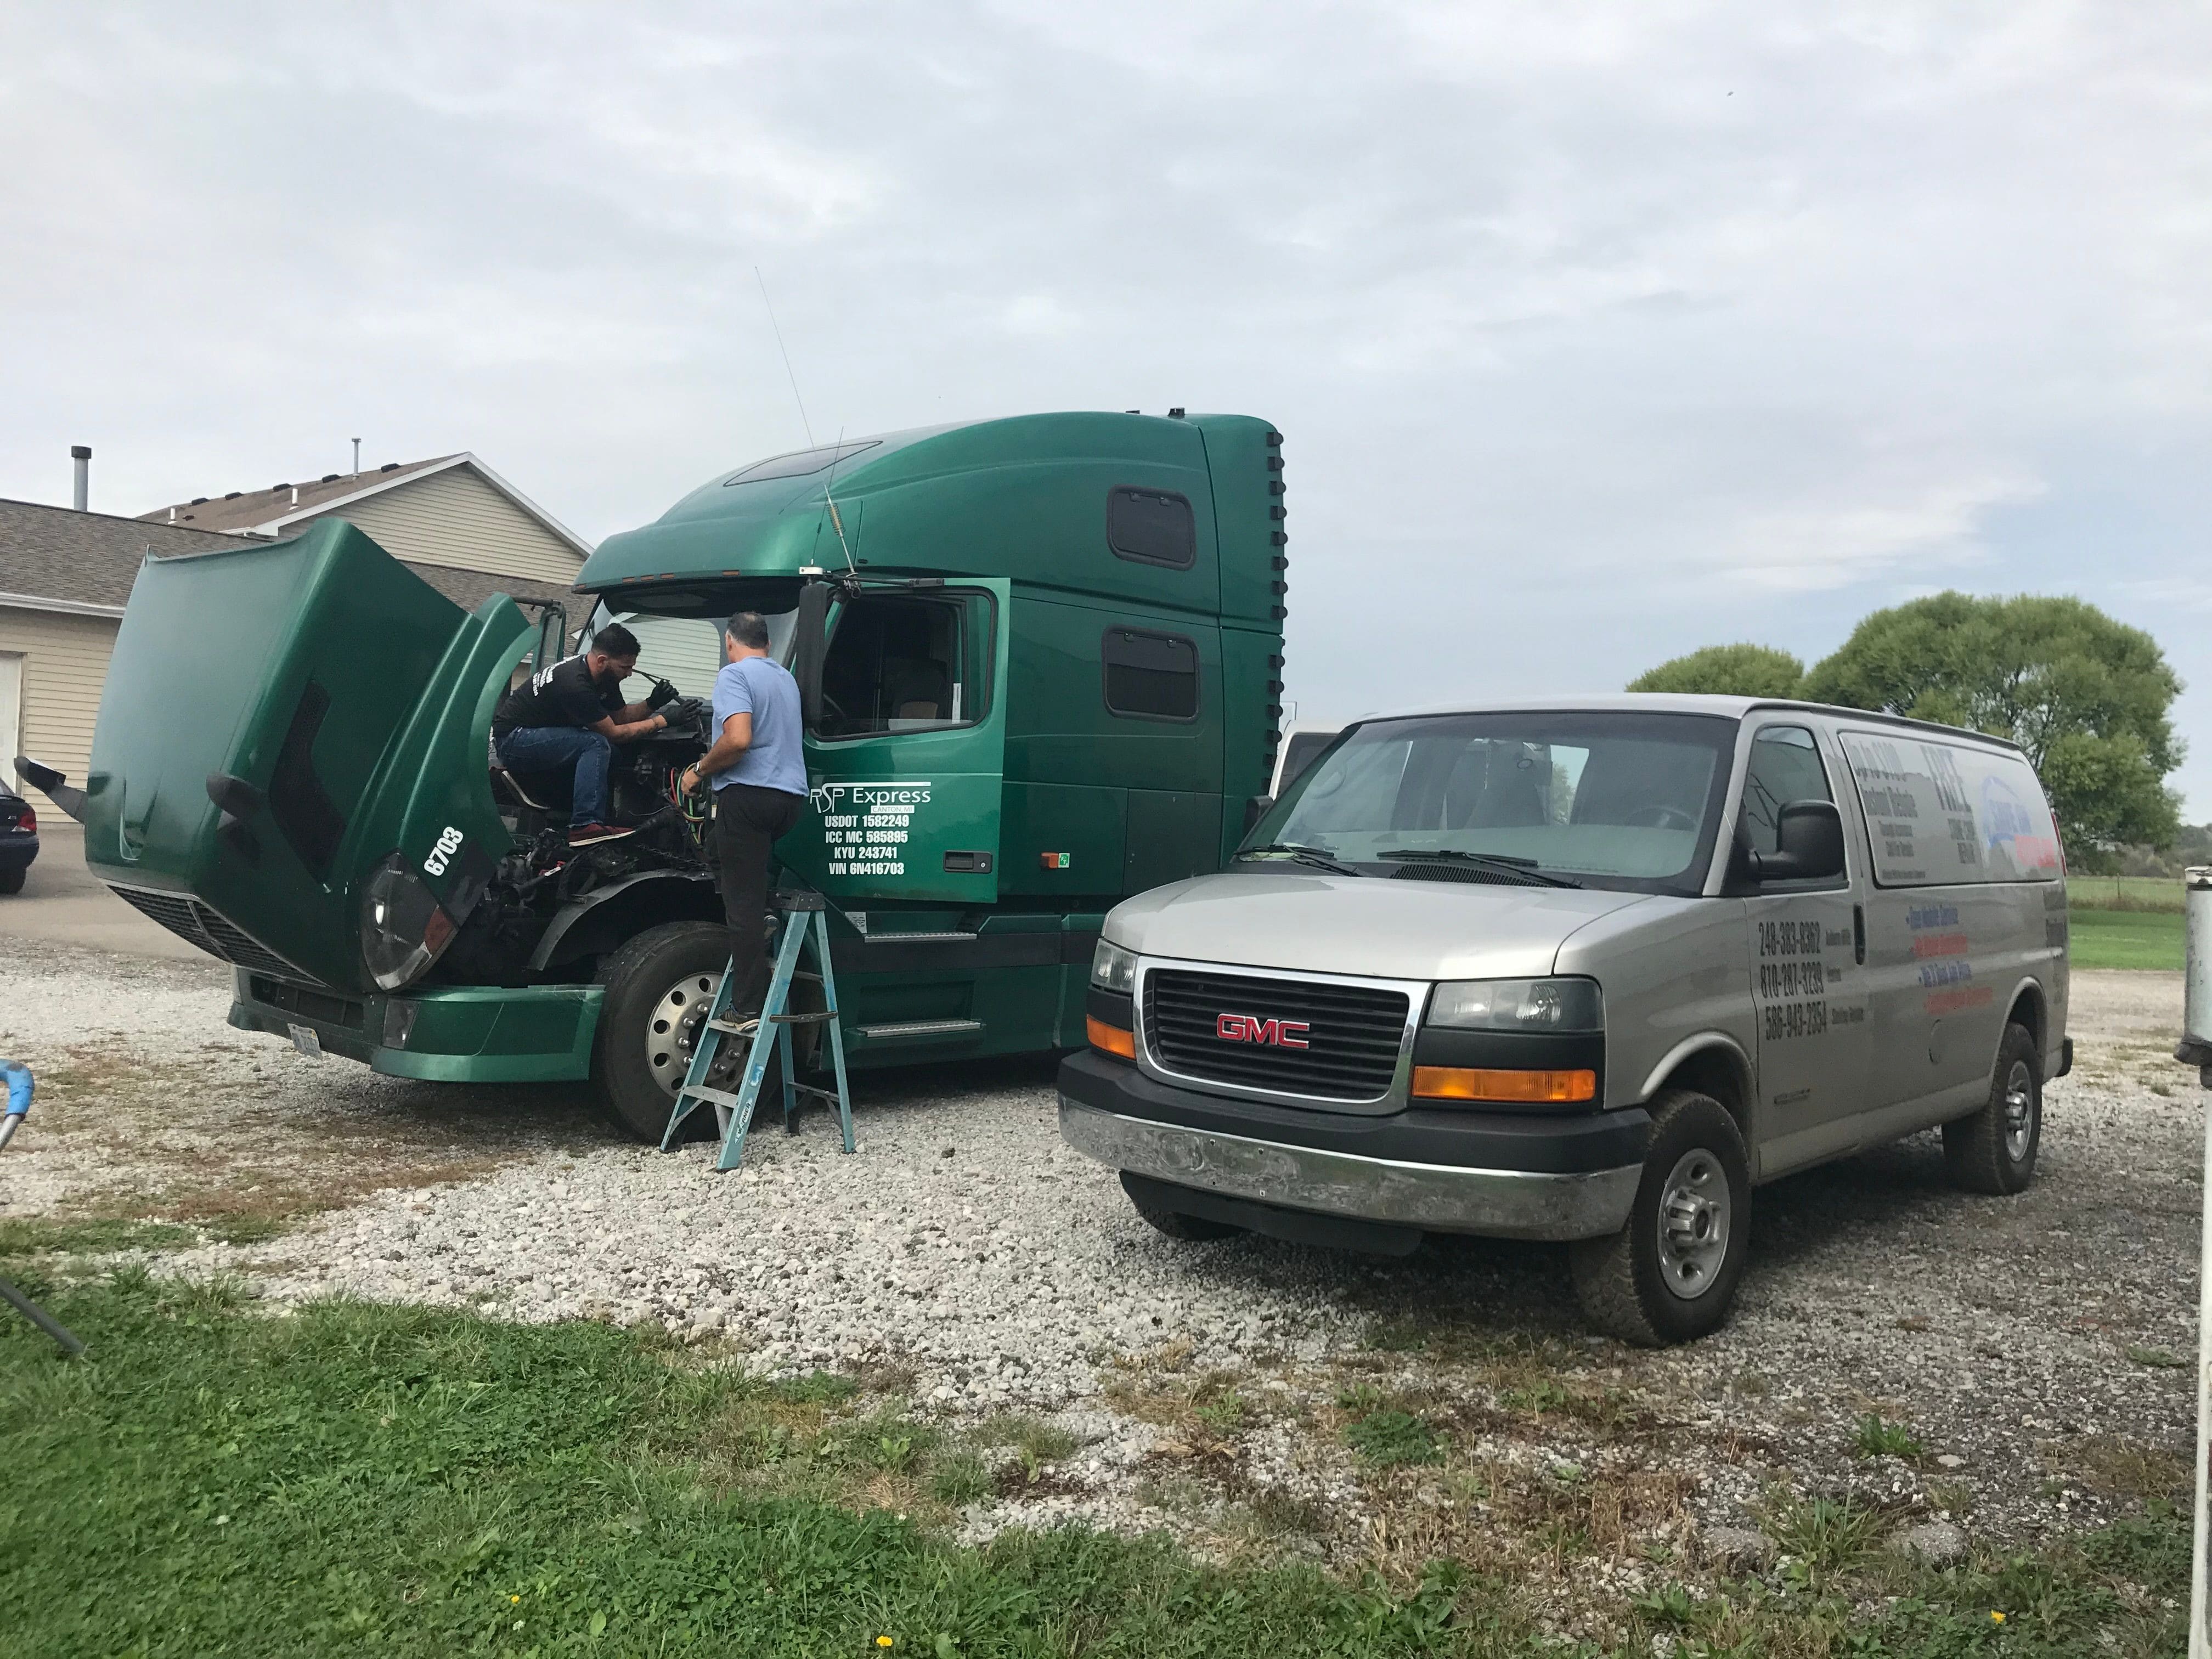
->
[1090, 939, 1138, 996]
[1426, 977, 1602, 1032]
[359, 854, 457, 992]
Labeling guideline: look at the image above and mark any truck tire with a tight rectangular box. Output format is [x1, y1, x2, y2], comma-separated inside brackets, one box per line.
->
[591, 920, 777, 1144]
[1570, 1090, 1750, 1347]
[1943, 1022, 2041, 1195]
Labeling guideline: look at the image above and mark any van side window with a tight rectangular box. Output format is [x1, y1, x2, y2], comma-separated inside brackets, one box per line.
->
[1107, 487, 1196, 569]
[1102, 628, 1199, 720]
[1739, 726, 1834, 857]
[1838, 731, 2061, 886]
[817, 592, 988, 738]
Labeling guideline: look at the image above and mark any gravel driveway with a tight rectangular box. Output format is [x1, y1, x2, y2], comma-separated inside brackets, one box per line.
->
[2, 936, 2196, 1612]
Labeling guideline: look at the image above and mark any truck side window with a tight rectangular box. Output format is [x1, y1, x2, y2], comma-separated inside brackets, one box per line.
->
[1107, 487, 1195, 569]
[1102, 628, 1199, 721]
[817, 593, 983, 738]
[1739, 725, 1834, 856]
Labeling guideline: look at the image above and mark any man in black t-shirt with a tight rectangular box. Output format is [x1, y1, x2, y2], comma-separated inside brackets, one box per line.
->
[492, 623, 676, 846]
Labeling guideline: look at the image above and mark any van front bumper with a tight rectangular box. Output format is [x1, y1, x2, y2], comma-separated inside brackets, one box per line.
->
[1057, 1051, 1646, 1243]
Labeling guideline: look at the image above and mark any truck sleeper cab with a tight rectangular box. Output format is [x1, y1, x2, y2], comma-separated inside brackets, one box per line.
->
[1059, 695, 2069, 1345]
[28, 411, 1290, 1143]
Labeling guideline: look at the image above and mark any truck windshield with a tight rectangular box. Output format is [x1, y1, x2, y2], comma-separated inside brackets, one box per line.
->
[1246, 709, 1737, 896]
[580, 606, 801, 698]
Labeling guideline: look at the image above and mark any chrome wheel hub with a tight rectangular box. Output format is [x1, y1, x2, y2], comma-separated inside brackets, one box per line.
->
[2002, 1060, 2035, 1161]
[645, 971, 718, 1099]
[1656, 1149, 1731, 1301]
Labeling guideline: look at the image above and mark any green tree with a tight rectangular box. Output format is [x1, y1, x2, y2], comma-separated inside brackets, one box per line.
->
[1801, 592, 2183, 856]
[1627, 643, 1804, 698]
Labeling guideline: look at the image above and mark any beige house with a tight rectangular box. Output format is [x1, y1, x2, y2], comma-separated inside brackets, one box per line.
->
[0, 454, 585, 791]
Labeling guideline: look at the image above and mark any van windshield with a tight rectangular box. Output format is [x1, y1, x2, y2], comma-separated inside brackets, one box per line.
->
[1247, 709, 1738, 896]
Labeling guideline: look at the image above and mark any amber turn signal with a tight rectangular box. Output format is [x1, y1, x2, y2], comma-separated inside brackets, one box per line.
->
[1086, 1016, 1136, 1059]
[1410, 1065, 1596, 1104]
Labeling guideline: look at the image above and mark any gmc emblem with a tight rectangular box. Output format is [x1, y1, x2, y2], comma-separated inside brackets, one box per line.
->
[1216, 1013, 1311, 1049]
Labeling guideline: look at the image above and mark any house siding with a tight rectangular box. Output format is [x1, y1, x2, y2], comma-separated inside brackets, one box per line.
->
[314, 466, 585, 588]
[0, 604, 119, 785]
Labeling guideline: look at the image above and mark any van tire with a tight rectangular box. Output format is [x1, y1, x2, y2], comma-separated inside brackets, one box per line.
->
[592, 919, 772, 1145]
[1570, 1090, 1751, 1347]
[1943, 1022, 2041, 1195]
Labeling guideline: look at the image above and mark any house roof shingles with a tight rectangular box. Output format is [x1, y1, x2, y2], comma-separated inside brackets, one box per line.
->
[0, 496, 574, 615]
[137, 455, 458, 535]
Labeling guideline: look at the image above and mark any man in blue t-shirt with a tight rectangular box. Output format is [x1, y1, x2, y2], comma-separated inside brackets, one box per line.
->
[680, 612, 809, 1017]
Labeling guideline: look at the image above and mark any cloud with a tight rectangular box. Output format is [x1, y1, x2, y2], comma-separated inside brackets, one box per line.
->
[1, 1, 2209, 809]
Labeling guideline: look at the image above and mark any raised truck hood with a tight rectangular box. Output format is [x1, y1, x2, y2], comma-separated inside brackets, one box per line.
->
[1107, 870, 1655, 981]
[75, 520, 532, 991]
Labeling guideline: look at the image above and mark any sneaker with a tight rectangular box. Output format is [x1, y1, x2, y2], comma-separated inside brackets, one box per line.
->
[567, 822, 637, 847]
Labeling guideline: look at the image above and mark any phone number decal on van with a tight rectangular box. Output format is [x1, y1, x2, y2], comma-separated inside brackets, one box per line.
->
[1755, 913, 1862, 1041]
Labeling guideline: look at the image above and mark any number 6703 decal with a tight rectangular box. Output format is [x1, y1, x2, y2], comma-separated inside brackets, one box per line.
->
[423, 825, 465, 877]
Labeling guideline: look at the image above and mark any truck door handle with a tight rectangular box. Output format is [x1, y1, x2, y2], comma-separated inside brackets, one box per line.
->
[1853, 904, 1866, 966]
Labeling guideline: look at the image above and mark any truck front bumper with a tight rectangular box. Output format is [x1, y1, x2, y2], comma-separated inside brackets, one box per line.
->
[1057, 1051, 1646, 1243]
[229, 972, 603, 1084]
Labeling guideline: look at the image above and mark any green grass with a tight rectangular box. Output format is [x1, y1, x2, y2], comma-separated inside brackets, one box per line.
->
[1853, 1413, 1926, 1461]
[2068, 876, 2187, 913]
[2069, 906, 2186, 971]
[1342, 1409, 1442, 1468]
[0, 1217, 199, 1257]
[0, 1270, 2191, 1657]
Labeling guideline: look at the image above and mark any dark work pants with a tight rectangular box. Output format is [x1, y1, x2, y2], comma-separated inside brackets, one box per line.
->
[714, 785, 808, 1011]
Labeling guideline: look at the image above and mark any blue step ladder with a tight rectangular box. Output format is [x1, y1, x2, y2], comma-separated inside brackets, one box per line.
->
[661, 892, 854, 1172]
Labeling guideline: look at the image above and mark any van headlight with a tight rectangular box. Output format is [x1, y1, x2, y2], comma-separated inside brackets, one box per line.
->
[1426, 977, 1602, 1032]
[1090, 939, 1138, 996]
[359, 854, 458, 991]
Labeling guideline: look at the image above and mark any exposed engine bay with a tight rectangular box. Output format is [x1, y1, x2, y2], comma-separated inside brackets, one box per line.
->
[435, 698, 723, 988]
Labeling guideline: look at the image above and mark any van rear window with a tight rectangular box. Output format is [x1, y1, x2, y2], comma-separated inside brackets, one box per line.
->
[1837, 731, 2059, 887]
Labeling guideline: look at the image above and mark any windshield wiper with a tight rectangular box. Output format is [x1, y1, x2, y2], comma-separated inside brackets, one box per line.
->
[1374, 849, 1583, 888]
[1237, 842, 1366, 878]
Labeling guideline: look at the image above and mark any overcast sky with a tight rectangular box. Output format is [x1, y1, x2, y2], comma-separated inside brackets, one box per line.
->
[5, 3, 2209, 815]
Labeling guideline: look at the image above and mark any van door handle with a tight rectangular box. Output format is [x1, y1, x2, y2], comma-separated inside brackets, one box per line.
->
[1853, 904, 1866, 966]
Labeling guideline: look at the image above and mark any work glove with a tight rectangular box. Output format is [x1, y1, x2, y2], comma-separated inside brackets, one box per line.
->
[645, 678, 681, 711]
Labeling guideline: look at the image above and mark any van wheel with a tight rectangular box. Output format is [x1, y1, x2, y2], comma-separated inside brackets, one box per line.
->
[1570, 1090, 1751, 1347]
[1944, 1023, 2041, 1195]
[592, 921, 776, 1144]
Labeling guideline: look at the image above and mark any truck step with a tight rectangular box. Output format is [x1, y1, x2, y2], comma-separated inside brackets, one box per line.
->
[856, 1019, 984, 1040]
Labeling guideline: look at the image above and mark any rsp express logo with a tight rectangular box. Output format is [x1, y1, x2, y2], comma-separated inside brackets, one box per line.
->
[1216, 1013, 1311, 1049]
[809, 781, 933, 816]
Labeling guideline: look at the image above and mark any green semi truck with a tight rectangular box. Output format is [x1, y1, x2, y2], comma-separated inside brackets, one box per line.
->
[17, 411, 1289, 1138]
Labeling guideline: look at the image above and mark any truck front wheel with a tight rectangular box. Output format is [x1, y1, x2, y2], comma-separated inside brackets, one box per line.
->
[1570, 1090, 1750, 1347]
[591, 921, 774, 1144]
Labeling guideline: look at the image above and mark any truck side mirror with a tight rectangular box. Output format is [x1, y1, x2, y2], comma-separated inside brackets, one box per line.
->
[1754, 799, 1846, 883]
[1243, 795, 1273, 834]
[793, 580, 832, 729]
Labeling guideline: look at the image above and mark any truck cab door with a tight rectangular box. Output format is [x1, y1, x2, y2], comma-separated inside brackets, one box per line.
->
[779, 578, 1009, 905]
[1736, 721, 1872, 1175]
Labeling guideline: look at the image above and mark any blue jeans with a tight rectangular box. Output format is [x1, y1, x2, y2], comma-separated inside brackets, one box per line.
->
[496, 726, 611, 826]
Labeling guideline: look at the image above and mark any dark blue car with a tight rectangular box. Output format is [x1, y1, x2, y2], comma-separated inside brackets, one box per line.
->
[0, 785, 36, 895]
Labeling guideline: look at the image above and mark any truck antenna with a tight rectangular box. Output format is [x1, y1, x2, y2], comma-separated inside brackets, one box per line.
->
[755, 267, 815, 448]
[821, 427, 858, 575]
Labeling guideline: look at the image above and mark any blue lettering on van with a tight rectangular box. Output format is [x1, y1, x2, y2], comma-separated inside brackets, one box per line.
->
[1917, 960, 1974, 989]
[1905, 903, 1960, 930]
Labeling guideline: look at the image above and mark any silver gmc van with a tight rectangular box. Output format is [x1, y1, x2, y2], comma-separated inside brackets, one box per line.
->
[1058, 696, 2070, 1345]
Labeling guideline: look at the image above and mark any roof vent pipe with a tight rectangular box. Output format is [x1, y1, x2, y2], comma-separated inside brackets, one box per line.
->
[352, 437, 361, 473]
[70, 444, 90, 511]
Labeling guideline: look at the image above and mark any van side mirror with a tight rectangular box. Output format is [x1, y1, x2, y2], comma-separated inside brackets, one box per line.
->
[793, 580, 832, 729]
[1753, 799, 1845, 883]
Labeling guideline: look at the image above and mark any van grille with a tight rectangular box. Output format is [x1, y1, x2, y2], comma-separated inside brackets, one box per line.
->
[109, 885, 312, 980]
[1143, 968, 1410, 1102]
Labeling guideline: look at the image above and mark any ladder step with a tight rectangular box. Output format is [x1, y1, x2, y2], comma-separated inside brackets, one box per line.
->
[678, 1084, 746, 1109]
